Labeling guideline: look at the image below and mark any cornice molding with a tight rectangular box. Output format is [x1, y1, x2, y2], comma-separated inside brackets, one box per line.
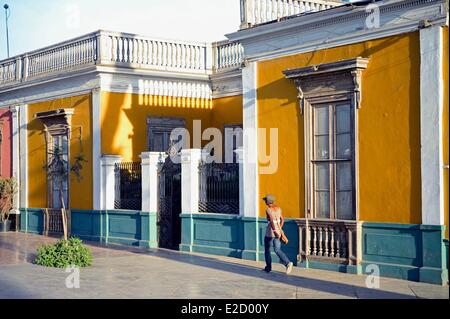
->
[227, 0, 448, 62]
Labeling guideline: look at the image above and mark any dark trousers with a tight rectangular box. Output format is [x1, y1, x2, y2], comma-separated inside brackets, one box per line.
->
[264, 236, 290, 270]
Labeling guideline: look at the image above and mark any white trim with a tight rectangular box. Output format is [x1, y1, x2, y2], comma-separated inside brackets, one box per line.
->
[211, 69, 243, 99]
[19, 104, 28, 209]
[92, 89, 102, 210]
[420, 25, 445, 226]
[10, 105, 20, 213]
[242, 61, 259, 218]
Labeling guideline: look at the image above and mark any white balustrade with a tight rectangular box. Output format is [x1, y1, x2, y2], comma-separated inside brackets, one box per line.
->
[213, 40, 245, 71]
[100, 31, 208, 72]
[0, 30, 244, 88]
[240, 0, 344, 28]
[297, 219, 362, 265]
[0, 59, 17, 84]
[27, 36, 97, 79]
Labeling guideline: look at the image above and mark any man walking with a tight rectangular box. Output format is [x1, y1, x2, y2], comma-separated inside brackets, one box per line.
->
[262, 194, 294, 274]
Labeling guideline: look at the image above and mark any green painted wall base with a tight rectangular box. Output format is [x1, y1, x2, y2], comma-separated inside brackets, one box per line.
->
[20, 209, 158, 248]
[180, 214, 448, 285]
[20, 209, 448, 285]
[362, 223, 448, 285]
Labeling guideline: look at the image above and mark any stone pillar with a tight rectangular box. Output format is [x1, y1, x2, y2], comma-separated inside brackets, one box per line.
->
[242, 61, 259, 218]
[10, 105, 20, 215]
[92, 89, 102, 211]
[420, 25, 445, 226]
[140, 152, 166, 213]
[181, 149, 203, 215]
[100, 155, 122, 210]
[19, 104, 28, 210]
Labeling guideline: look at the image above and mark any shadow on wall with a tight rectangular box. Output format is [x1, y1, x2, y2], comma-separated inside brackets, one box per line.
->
[101, 75, 241, 163]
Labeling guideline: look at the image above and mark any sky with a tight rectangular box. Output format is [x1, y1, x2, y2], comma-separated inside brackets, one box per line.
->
[0, 0, 241, 59]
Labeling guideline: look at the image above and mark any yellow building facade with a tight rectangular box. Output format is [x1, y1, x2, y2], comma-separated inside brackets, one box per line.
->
[1, 0, 447, 285]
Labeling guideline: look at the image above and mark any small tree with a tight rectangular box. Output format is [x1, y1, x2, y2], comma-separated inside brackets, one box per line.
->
[0, 177, 18, 224]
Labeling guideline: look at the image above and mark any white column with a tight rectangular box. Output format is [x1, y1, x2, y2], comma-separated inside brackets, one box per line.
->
[140, 152, 167, 213]
[420, 25, 444, 226]
[234, 147, 245, 217]
[10, 105, 20, 214]
[181, 149, 203, 214]
[19, 104, 28, 209]
[100, 155, 122, 210]
[92, 89, 102, 210]
[242, 61, 259, 218]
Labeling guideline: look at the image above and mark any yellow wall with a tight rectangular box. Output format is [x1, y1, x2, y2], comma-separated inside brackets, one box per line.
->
[443, 26, 449, 239]
[211, 95, 243, 129]
[27, 94, 93, 210]
[101, 93, 243, 162]
[257, 32, 422, 224]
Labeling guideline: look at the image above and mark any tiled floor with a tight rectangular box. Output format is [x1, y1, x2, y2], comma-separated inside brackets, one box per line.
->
[0, 232, 448, 299]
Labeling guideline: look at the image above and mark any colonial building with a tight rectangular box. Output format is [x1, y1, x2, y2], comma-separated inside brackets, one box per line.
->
[0, 0, 448, 285]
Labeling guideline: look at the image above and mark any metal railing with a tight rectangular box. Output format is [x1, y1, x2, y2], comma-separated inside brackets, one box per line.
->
[0, 30, 245, 88]
[114, 162, 142, 211]
[199, 162, 240, 215]
[296, 218, 361, 265]
[43, 208, 66, 236]
[240, 0, 344, 28]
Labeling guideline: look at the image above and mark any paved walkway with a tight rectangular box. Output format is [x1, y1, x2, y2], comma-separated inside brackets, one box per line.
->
[0, 233, 448, 299]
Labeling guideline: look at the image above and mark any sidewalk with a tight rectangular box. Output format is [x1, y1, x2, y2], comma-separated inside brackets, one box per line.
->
[0, 232, 448, 299]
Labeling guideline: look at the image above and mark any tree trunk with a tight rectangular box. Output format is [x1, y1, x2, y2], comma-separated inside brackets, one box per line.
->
[59, 178, 68, 240]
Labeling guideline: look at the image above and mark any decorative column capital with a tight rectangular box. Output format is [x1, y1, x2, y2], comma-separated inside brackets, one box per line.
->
[100, 154, 122, 166]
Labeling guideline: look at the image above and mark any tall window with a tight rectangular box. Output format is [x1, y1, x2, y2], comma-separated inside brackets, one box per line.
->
[312, 103, 354, 220]
[49, 134, 69, 209]
[35, 108, 74, 210]
[283, 57, 369, 222]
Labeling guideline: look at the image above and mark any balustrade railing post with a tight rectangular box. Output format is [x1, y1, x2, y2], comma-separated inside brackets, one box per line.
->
[22, 55, 29, 81]
[205, 43, 214, 73]
[240, 0, 254, 29]
[15, 57, 22, 82]
[96, 31, 109, 65]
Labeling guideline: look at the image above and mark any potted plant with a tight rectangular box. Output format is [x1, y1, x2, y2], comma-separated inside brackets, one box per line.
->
[0, 177, 18, 232]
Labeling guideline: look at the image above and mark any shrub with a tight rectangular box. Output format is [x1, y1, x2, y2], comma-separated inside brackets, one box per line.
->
[35, 237, 93, 268]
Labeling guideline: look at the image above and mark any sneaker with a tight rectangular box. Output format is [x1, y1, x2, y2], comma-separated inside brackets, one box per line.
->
[286, 262, 293, 275]
[262, 267, 271, 273]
